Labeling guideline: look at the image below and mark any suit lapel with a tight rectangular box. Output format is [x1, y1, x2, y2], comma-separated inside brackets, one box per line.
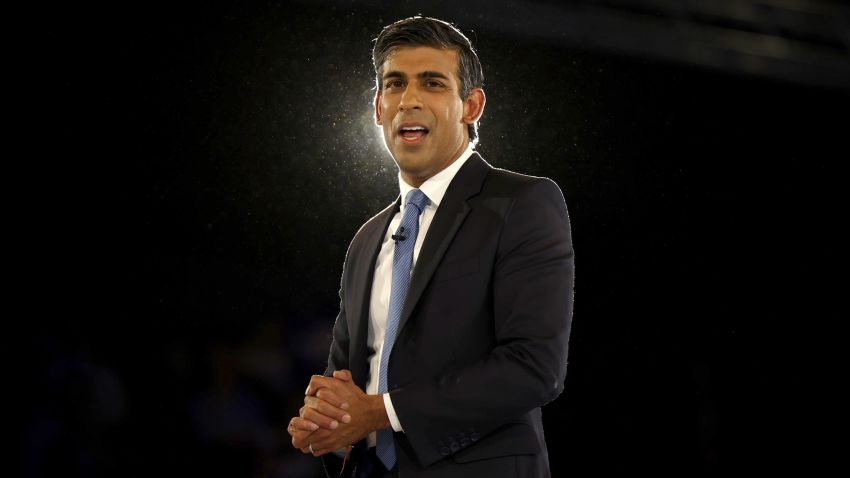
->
[397, 153, 491, 335]
[349, 199, 399, 388]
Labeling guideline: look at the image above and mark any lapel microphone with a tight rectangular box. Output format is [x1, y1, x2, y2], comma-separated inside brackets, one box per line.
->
[392, 227, 406, 242]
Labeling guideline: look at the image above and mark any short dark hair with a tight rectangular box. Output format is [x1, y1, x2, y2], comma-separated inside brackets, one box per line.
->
[373, 16, 484, 144]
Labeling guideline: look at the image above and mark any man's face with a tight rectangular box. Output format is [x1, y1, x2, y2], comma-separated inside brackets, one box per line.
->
[376, 46, 483, 187]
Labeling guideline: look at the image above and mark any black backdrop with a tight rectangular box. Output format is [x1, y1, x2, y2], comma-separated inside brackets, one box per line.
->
[27, 1, 846, 477]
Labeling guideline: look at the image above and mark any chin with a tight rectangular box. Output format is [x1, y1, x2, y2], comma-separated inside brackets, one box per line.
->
[395, 159, 430, 179]
[394, 152, 425, 168]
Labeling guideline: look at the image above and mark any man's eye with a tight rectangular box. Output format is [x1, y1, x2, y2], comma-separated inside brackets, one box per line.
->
[385, 80, 403, 89]
[425, 81, 444, 88]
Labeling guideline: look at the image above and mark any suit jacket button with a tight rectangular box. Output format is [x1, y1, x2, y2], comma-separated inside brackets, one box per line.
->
[440, 447, 450, 456]
[450, 441, 459, 452]
[460, 437, 470, 447]
[470, 432, 480, 442]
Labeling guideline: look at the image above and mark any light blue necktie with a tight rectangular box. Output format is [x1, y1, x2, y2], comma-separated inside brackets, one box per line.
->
[376, 188, 430, 471]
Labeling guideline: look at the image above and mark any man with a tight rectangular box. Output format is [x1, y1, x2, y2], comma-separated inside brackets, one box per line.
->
[288, 16, 574, 477]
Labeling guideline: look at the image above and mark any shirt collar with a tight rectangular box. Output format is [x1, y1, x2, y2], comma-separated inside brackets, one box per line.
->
[397, 142, 475, 210]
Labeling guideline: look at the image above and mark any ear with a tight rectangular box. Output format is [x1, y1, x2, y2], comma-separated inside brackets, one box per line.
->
[462, 88, 486, 126]
[375, 90, 383, 125]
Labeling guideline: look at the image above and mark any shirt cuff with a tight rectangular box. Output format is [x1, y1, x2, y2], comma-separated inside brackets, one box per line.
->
[383, 393, 404, 432]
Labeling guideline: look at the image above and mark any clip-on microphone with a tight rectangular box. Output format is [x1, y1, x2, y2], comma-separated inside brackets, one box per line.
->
[392, 227, 406, 242]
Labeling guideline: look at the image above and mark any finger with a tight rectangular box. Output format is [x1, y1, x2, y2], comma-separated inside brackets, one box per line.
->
[332, 369, 352, 382]
[289, 417, 319, 433]
[292, 433, 313, 450]
[292, 427, 332, 449]
[310, 439, 348, 457]
[302, 406, 340, 430]
[311, 446, 333, 457]
[315, 388, 350, 410]
[306, 374, 335, 396]
[305, 396, 351, 424]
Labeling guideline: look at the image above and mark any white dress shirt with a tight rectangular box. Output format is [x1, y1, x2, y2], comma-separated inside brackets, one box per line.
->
[365, 143, 475, 447]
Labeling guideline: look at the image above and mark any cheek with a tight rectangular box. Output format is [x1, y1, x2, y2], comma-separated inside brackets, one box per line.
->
[380, 110, 394, 129]
[379, 98, 396, 120]
[441, 101, 464, 123]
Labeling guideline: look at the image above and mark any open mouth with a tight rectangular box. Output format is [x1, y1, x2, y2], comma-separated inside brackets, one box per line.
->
[398, 125, 429, 143]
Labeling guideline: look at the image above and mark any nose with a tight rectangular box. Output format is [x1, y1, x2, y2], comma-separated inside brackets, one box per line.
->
[399, 83, 422, 111]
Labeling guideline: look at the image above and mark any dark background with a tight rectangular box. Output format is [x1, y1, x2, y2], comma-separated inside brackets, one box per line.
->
[26, 1, 848, 476]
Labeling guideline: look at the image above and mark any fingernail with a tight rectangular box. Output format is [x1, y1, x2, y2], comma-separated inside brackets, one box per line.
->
[342, 414, 351, 423]
[309, 423, 318, 431]
[330, 420, 338, 429]
[304, 385, 310, 395]
[341, 402, 350, 410]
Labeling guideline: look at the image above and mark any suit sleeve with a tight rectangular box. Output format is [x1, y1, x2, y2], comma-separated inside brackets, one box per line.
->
[324, 289, 350, 377]
[324, 266, 351, 377]
[320, 259, 354, 478]
[389, 178, 574, 466]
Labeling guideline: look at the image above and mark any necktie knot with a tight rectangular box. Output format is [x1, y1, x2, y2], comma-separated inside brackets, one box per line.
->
[405, 189, 430, 215]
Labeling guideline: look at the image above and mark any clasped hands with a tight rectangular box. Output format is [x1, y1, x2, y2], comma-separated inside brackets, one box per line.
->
[288, 370, 390, 456]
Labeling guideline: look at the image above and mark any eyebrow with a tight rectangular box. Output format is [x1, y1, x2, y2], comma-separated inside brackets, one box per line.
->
[382, 70, 451, 81]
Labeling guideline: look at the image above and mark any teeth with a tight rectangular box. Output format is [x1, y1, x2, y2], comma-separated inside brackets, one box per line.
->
[401, 126, 426, 132]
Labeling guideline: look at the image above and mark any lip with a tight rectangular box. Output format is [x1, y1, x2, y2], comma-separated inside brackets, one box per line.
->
[396, 122, 430, 146]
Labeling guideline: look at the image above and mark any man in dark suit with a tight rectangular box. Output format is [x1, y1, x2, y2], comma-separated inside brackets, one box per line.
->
[288, 16, 574, 477]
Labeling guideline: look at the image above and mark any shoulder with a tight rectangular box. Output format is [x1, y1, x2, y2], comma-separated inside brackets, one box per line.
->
[468, 159, 571, 238]
[478, 162, 567, 209]
[343, 199, 396, 259]
[358, 200, 396, 235]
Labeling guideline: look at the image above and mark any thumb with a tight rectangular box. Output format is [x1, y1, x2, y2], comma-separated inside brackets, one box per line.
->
[332, 369, 352, 382]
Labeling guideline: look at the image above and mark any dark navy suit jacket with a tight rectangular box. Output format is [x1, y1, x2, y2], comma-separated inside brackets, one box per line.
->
[324, 153, 574, 478]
